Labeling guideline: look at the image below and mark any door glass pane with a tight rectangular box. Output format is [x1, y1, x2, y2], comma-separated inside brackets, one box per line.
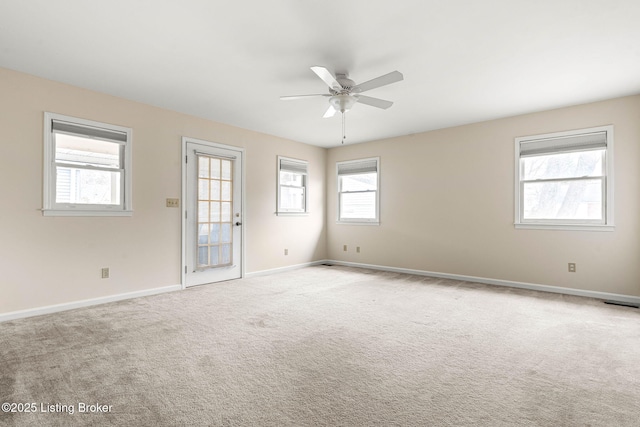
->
[221, 224, 231, 243]
[221, 181, 231, 201]
[198, 157, 209, 178]
[222, 160, 231, 180]
[221, 202, 231, 222]
[196, 154, 234, 269]
[211, 180, 220, 200]
[198, 246, 208, 266]
[209, 246, 219, 266]
[210, 202, 221, 222]
[198, 224, 209, 244]
[211, 159, 221, 179]
[210, 223, 220, 243]
[198, 179, 209, 200]
[221, 244, 231, 264]
[198, 201, 209, 222]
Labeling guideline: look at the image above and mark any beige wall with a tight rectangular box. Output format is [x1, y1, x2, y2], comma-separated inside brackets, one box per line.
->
[327, 95, 640, 297]
[0, 67, 326, 314]
[2, 65, 638, 317]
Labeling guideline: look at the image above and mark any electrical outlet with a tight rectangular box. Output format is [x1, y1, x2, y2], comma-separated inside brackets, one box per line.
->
[101, 268, 110, 279]
[356, 246, 361, 253]
[343, 245, 347, 252]
[568, 263, 576, 273]
[166, 198, 180, 208]
[284, 249, 288, 256]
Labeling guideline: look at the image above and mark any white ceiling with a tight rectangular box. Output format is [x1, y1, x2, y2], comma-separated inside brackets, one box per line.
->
[1, 1, 639, 148]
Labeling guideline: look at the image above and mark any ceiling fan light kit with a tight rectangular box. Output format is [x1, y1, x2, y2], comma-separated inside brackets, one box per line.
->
[329, 94, 357, 113]
[281, 66, 404, 144]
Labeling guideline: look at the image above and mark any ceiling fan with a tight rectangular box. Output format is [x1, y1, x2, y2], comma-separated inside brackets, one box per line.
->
[280, 66, 404, 118]
[280, 66, 404, 143]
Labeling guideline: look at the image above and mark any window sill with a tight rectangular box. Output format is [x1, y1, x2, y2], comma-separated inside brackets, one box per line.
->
[275, 212, 309, 217]
[515, 223, 614, 232]
[336, 220, 380, 226]
[42, 209, 133, 217]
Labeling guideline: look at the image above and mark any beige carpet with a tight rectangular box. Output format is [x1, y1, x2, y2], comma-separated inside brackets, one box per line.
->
[1, 265, 639, 426]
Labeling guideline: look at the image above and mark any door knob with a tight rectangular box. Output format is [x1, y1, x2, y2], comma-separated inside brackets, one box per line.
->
[235, 221, 242, 226]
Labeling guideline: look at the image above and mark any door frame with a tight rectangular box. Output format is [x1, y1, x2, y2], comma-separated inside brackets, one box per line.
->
[181, 136, 246, 289]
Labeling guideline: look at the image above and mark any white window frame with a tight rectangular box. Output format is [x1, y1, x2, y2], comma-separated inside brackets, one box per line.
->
[514, 125, 614, 231]
[276, 156, 308, 215]
[337, 157, 380, 225]
[43, 112, 133, 216]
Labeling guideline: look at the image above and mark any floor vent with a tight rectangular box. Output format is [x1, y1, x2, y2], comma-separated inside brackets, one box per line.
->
[604, 300, 639, 309]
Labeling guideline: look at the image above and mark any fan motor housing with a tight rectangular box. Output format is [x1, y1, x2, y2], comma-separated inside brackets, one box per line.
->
[335, 74, 355, 91]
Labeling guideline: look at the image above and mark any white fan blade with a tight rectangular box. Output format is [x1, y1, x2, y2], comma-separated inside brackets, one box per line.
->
[323, 105, 337, 118]
[311, 66, 342, 90]
[352, 71, 403, 93]
[280, 94, 330, 100]
[355, 95, 393, 109]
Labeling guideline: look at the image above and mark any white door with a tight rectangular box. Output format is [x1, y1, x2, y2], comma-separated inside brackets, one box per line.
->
[182, 138, 243, 287]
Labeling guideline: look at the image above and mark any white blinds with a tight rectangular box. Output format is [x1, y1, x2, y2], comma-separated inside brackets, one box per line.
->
[520, 131, 607, 157]
[337, 158, 378, 175]
[52, 120, 128, 143]
[280, 158, 308, 175]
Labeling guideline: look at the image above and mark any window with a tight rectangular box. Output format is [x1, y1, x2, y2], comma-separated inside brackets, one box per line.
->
[277, 156, 308, 214]
[515, 125, 613, 230]
[43, 112, 133, 216]
[337, 157, 379, 224]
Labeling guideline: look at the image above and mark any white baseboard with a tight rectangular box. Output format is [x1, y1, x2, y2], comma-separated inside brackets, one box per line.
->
[0, 284, 182, 323]
[1, 260, 327, 322]
[5, 260, 636, 323]
[327, 260, 640, 305]
[245, 260, 329, 278]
